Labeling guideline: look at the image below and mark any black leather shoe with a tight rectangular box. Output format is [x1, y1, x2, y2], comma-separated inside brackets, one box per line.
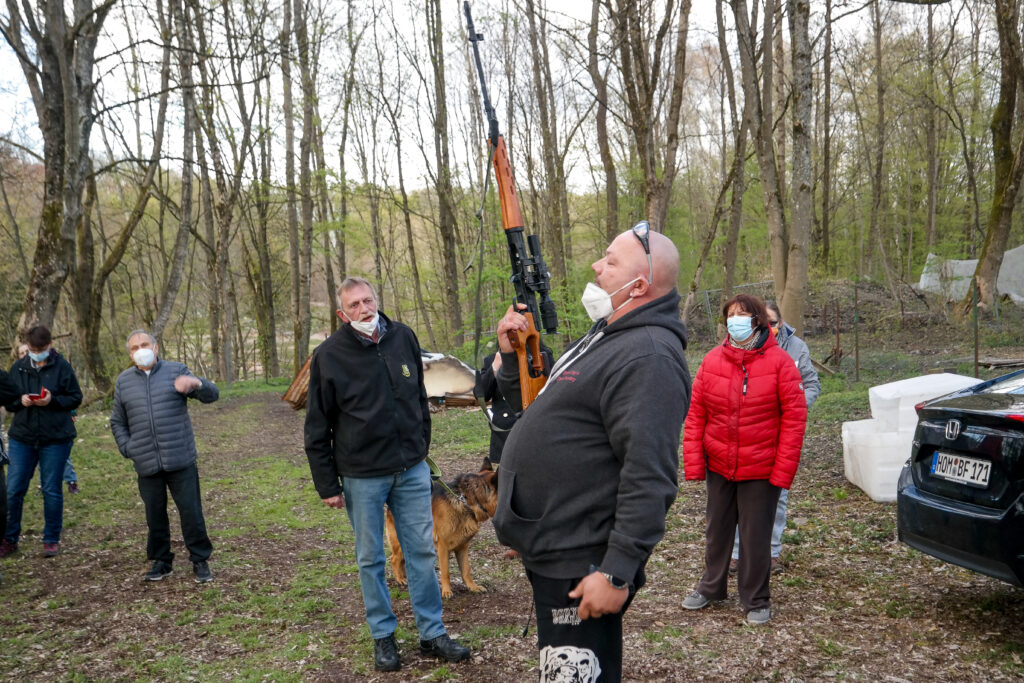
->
[373, 635, 400, 672]
[419, 634, 470, 662]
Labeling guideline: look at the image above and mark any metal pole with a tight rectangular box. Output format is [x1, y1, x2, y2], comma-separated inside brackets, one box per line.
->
[854, 282, 860, 381]
[973, 277, 979, 378]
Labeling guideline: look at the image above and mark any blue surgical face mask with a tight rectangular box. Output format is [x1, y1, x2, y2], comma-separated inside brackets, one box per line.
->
[726, 315, 754, 341]
[28, 349, 50, 362]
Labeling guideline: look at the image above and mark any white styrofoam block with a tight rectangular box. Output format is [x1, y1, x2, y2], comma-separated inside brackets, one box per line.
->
[868, 373, 983, 432]
[842, 418, 917, 503]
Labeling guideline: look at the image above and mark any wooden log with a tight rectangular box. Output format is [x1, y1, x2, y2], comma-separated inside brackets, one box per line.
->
[282, 355, 312, 411]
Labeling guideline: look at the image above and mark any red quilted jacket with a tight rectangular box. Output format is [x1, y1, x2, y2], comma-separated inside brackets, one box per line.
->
[683, 331, 808, 489]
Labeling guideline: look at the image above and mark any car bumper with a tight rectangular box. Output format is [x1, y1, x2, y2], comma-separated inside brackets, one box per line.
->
[897, 465, 1024, 587]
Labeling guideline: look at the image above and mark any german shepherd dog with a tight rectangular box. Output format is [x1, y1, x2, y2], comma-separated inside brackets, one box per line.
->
[385, 461, 499, 598]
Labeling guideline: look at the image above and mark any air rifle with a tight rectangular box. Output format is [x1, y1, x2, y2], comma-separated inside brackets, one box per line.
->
[465, 1, 557, 408]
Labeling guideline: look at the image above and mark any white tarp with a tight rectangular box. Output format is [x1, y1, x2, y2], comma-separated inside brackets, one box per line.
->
[918, 244, 1024, 305]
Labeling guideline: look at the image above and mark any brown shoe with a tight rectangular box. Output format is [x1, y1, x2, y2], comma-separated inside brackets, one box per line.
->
[729, 558, 739, 575]
[770, 557, 784, 574]
[503, 549, 520, 560]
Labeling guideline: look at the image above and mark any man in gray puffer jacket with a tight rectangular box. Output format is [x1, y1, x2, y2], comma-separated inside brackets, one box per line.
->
[110, 329, 219, 583]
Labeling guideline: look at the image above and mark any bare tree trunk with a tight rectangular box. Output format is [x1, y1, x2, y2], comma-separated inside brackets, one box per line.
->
[2, 0, 115, 340]
[281, 0, 302, 374]
[967, 0, 1024, 310]
[294, 0, 314, 362]
[426, 0, 463, 345]
[588, 0, 618, 243]
[820, 0, 833, 271]
[925, 5, 938, 252]
[866, 0, 885, 279]
[719, 0, 747, 310]
[525, 0, 567, 286]
[733, 0, 788, 294]
[783, 0, 810, 334]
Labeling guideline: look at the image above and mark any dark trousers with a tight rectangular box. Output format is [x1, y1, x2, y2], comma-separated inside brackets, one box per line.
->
[697, 470, 781, 611]
[0, 464, 6, 544]
[528, 570, 638, 683]
[137, 463, 212, 565]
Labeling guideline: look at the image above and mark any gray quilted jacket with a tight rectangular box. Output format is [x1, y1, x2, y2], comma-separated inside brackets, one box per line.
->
[110, 359, 218, 476]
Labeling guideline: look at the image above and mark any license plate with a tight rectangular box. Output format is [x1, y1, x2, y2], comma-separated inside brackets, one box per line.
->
[930, 451, 991, 488]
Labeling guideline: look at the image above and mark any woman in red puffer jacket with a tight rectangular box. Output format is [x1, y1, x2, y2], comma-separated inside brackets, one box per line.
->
[681, 294, 807, 625]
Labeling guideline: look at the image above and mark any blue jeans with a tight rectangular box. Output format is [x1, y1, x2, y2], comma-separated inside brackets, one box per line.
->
[64, 457, 77, 483]
[732, 488, 789, 559]
[6, 438, 73, 544]
[342, 459, 445, 641]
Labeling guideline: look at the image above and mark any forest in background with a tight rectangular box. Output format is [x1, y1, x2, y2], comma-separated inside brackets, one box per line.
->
[2, 0, 1023, 394]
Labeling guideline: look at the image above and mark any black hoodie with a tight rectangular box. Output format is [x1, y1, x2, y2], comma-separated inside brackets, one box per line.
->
[493, 289, 691, 585]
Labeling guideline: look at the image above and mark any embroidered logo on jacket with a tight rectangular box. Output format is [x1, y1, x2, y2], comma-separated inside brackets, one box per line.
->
[556, 370, 579, 383]
[401, 364, 411, 378]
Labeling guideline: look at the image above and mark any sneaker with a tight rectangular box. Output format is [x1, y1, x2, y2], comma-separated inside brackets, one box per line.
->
[770, 557, 784, 574]
[747, 607, 771, 624]
[0, 540, 17, 558]
[193, 560, 213, 583]
[729, 558, 739, 575]
[419, 634, 470, 662]
[373, 634, 401, 672]
[682, 590, 712, 610]
[144, 561, 173, 581]
[42, 542, 60, 558]
[67, 481, 80, 494]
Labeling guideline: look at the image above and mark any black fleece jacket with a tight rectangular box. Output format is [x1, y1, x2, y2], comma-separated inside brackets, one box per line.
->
[304, 313, 431, 498]
[5, 350, 82, 446]
[493, 290, 691, 585]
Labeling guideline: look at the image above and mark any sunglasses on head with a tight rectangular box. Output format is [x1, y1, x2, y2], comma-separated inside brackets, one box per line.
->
[632, 220, 653, 285]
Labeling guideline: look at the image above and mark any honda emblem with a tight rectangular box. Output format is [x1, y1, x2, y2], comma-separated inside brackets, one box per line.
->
[945, 419, 962, 440]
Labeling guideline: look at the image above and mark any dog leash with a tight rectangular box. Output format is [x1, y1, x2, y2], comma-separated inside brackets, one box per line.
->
[426, 455, 475, 515]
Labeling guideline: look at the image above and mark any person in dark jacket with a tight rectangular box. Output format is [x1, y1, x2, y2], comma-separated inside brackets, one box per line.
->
[304, 277, 470, 673]
[1, 326, 82, 559]
[0, 366, 22, 581]
[682, 294, 808, 625]
[110, 329, 218, 583]
[730, 301, 820, 575]
[494, 223, 691, 683]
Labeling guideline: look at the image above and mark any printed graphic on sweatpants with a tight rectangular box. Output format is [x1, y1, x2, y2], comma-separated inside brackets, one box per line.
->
[539, 645, 602, 683]
[550, 606, 581, 626]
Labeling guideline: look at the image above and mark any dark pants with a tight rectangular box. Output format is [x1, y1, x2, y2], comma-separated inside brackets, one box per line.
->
[0, 464, 6, 544]
[697, 470, 781, 611]
[137, 463, 212, 565]
[528, 570, 638, 683]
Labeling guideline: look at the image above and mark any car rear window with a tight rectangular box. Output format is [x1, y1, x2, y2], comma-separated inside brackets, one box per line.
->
[982, 373, 1024, 395]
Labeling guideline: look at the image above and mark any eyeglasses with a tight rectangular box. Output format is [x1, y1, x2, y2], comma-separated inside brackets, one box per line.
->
[632, 220, 653, 285]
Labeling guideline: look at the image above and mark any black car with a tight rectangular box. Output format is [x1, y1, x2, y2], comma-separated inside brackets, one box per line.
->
[897, 368, 1024, 587]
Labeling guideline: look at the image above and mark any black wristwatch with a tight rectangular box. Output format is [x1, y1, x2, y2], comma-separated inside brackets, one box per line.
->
[590, 564, 629, 590]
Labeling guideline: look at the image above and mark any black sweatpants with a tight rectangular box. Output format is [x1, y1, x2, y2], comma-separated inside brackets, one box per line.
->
[137, 462, 213, 565]
[527, 570, 638, 683]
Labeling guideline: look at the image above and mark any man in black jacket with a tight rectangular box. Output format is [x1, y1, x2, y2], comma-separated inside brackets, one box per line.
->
[304, 277, 469, 673]
[494, 224, 691, 682]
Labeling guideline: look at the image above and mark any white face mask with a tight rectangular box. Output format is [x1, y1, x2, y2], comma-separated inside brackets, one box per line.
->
[580, 277, 641, 322]
[349, 312, 379, 336]
[133, 348, 156, 368]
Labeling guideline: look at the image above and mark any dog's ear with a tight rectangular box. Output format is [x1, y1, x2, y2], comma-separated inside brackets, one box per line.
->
[479, 457, 494, 472]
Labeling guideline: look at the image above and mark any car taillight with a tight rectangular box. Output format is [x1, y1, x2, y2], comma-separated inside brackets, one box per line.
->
[914, 401, 927, 415]
[1008, 414, 1024, 424]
